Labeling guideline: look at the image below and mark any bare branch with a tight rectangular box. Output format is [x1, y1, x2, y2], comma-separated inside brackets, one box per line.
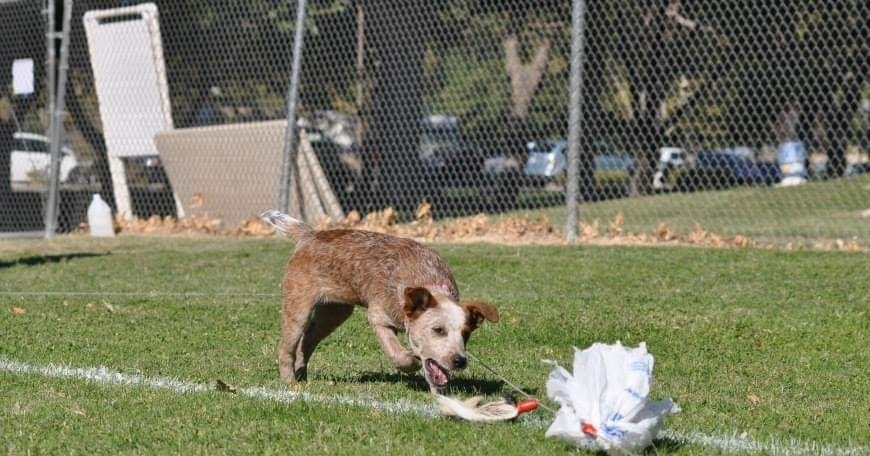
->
[665, 1, 716, 34]
[504, 35, 551, 120]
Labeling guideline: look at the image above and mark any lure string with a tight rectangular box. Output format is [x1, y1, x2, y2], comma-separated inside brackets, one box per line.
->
[467, 351, 556, 413]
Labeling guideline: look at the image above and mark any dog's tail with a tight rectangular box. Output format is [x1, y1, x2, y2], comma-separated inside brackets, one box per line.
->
[260, 210, 314, 240]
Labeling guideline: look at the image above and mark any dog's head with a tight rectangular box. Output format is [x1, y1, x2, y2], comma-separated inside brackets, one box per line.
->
[403, 286, 499, 393]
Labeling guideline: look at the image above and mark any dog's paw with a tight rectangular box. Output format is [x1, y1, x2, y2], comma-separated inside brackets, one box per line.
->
[394, 353, 422, 373]
[293, 366, 308, 382]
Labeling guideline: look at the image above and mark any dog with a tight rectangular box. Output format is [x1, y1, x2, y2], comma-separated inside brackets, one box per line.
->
[261, 210, 499, 393]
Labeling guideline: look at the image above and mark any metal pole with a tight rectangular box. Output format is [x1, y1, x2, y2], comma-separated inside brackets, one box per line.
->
[278, 0, 308, 215]
[43, 0, 56, 237]
[564, 0, 587, 242]
[44, 0, 72, 238]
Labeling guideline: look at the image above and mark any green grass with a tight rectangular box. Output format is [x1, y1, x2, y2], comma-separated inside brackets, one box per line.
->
[1, 236, 868, 454]
[527, 173, 870, 244]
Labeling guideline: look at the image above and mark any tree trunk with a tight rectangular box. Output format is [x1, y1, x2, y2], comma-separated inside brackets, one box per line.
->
[362, 1, 428, 215]
[628, 3, 669, 196]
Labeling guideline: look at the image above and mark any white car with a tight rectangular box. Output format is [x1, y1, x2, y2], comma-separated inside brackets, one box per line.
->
[9, 132, 79, 191]
[652, 147, 687, 191]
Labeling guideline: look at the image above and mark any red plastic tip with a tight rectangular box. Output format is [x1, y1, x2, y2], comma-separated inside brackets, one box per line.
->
[515, 399, 539, 414]
[581, 422, 598, 438]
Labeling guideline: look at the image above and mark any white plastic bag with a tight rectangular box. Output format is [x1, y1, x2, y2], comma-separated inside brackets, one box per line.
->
[544, 342, 679, 453]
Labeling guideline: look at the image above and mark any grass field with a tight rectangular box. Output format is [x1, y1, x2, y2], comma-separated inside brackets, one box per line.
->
[535, 173, 870, 245]
[1, 235, 868, 455]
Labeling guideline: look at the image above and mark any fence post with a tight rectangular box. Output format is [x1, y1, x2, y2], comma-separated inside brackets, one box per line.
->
[564, 0, 587, 242]
[279, 0, 308, 216]
[44, 0, 73, 238]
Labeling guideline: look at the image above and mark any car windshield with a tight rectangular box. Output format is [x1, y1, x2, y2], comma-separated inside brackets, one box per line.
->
[420, 124, 466, 159]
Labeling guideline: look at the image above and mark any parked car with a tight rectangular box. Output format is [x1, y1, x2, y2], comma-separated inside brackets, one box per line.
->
[522, 139, 634, 199]
[652, 146, 687, 192]
[846, 162, 870, 176]
[125, 154, 177, 218]
[419, 114, 497, 192]
[126, 155, 171, 188]
[303, 111, 515, 214]
[592, 152, 634, 199]
[9, 132, 95, 191]
[523, 139, 567, 184]
[302, 111, 366, 211]
[5, 132, 99, 232]
[677, 149, 781, 191]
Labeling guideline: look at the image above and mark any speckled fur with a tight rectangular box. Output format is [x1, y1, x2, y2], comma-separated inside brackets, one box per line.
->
[261, 210, 498, 393]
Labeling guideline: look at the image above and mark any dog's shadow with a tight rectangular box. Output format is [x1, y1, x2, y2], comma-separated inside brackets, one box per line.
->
[350, 371, 531, 396]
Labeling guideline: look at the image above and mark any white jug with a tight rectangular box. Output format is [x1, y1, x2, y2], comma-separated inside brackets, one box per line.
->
[87, 194, 115, 237]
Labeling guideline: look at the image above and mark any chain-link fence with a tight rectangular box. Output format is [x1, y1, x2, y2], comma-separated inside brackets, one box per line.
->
[1, 1, 868, 243]
[1, 0, 52, 235]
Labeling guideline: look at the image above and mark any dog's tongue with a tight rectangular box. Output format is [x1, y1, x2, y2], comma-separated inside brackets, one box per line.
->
[426, 359, 449, 387]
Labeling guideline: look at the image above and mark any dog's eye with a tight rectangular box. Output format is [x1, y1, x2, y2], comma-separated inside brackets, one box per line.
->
[433, 327, 445, 336]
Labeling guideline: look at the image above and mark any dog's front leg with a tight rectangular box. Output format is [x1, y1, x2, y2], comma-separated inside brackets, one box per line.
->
[371, 325, 421, 373]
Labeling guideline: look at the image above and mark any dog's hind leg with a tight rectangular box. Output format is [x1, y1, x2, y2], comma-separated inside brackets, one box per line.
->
[294, 303, 354, 379]
[278, 282, 320, 386]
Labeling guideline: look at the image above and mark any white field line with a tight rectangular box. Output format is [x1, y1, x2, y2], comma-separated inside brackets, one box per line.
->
[0, 357, 436, 418]
[1, 356, 866, 456]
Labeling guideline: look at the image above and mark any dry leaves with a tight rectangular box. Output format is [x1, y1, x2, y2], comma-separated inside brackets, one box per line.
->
[83, 205, 866, 251]
[11, 306, 26, 315]
[607, 211, 624, 237]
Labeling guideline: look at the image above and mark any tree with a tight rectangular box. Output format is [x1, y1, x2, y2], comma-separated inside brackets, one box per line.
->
[360, 0, 431, 214]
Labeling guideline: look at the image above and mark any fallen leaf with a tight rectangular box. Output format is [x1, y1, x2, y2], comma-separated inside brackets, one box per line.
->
[747, 394, 760, 405]
[215, 379, 237, 394]
[11, 307, 26, 315]
[190, 193, 204, 208]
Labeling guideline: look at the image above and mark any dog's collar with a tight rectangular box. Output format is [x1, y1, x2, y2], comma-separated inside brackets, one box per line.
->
[428, 283, 453, 296]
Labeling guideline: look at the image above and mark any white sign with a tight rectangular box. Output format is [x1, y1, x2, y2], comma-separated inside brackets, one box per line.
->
[12, 58, 34, 95]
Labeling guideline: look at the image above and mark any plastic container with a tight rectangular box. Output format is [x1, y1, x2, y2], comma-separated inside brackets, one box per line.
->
[87, 193, 115, 237]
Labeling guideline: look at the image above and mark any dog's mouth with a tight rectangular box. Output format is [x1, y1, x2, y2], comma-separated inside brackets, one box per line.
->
[424, 359, 450, 388]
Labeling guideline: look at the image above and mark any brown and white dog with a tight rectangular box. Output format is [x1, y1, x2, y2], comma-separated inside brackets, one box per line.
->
[261, 210, 499, 393]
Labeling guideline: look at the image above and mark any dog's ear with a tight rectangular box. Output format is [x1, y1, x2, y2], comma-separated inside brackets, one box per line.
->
[403, 287, 438, 320]
[461, 301, 499, 331]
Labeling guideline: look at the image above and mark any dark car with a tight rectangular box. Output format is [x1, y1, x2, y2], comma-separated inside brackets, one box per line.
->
[418, 115, 492, 191]
[678, 150, 781, 191]
[847, 162, 870, 176]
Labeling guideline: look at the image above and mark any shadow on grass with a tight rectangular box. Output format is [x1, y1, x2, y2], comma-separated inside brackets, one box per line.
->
[0, 252, 109, 269]
[646, 438, 684, 453]
[552, 437, 684, 455]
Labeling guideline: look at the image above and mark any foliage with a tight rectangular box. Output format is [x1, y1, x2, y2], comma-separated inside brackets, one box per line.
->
[5, 1, 866, 200]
